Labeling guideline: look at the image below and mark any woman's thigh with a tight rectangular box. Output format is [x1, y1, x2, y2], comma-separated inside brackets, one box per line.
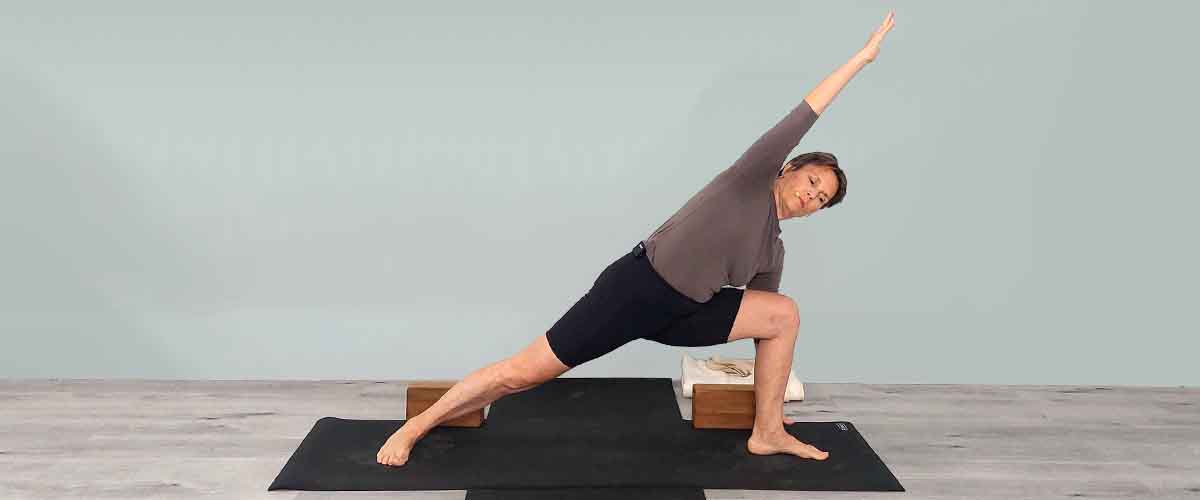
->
[644, 288, 798, 347]
[642, 286, 745, 347]
[724, 289, 800, 343]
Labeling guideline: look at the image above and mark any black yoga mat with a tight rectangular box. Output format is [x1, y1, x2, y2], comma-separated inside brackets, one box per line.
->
[268, 377, 904, 495]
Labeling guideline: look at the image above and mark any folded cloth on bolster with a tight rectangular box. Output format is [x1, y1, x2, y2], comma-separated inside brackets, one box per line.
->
[680, 353, 805, 401]
[704, 357, 753, 377]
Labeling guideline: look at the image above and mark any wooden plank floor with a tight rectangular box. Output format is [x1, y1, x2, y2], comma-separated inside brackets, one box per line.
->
[1, 379, 1197, 499]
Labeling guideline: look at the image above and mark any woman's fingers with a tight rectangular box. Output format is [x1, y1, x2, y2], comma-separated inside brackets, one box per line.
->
[872, 11, 895, 44]
[859, 10, 895, 61]
[877, 12, 893, 34]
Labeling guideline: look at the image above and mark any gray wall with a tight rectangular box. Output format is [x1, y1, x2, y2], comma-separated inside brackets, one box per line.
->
[2, 1, 1196, 385]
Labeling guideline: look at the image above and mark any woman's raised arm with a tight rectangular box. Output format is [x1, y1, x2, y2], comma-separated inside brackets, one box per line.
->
[804, 11, 895, 115]
[717, 12, 895, 185]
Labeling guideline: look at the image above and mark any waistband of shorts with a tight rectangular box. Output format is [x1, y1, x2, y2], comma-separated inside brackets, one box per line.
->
[628, 240, 701, 307]
[632, 241, 648, 258]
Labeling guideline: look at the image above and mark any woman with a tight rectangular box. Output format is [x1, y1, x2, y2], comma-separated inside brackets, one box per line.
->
[380, 11, 895, 466]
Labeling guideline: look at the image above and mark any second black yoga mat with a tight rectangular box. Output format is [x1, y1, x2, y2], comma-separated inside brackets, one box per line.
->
[464, 487, 707, 500]
[268, 377, 904, 494]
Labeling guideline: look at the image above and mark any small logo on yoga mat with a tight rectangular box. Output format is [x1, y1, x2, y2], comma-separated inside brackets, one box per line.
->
[836, 422, 848, 431]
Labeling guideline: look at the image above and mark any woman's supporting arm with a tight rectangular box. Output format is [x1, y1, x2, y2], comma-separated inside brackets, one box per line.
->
[805, 10, 895, 116]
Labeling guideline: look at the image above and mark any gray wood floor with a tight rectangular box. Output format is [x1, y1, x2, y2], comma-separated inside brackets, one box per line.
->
[2, 378, 1197, 500]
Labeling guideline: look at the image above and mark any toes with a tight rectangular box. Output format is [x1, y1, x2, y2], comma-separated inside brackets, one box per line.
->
[378, 453, 407, 467]
[796, 443, 829, 460]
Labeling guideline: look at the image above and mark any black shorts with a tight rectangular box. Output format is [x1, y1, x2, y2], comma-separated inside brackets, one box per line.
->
[545, 241, 745, 368]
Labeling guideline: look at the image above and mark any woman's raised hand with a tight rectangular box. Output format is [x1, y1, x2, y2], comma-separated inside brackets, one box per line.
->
[802, 10, 895, 115]
[857, 10, 895, 64]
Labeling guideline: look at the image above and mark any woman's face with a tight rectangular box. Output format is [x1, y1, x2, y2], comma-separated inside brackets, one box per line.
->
[778, 164, 838, 219]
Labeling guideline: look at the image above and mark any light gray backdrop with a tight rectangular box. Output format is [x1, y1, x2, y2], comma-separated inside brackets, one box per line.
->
[2, 1, 1196, 385]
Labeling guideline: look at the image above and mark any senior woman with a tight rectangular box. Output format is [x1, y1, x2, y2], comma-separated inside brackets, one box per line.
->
[380, 11, 896, 466]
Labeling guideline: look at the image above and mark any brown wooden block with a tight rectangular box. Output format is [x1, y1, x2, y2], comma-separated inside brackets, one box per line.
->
[692, 383, 756, 429]
[405, 380, 484, 428]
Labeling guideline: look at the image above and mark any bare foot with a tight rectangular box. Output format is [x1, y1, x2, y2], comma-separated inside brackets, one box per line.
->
[747, 430, 830, 460]
[377, 427, 417, 466]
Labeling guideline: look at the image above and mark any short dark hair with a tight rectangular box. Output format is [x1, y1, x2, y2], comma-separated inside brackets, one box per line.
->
[778, 151, 847, 209]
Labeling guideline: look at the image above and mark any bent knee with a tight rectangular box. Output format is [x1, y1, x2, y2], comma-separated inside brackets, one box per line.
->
[770, 294, 801, 337]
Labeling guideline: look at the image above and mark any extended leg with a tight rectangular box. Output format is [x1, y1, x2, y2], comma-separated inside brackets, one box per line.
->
[377, 332, 571, 466]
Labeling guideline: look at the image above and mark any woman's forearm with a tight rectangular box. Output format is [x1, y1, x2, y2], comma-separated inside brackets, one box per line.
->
[804, 52, 870, 116]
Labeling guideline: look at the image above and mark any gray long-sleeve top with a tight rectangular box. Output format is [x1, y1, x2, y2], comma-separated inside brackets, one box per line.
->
[643, 99, 820, 303]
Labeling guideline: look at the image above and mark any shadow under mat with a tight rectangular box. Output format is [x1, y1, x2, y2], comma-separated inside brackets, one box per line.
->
[269, 377, 904, 497]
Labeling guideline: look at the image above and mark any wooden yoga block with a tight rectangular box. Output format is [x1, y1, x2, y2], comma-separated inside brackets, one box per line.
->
[405, 380, 484, 428]
[692, 383, 756, 429]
